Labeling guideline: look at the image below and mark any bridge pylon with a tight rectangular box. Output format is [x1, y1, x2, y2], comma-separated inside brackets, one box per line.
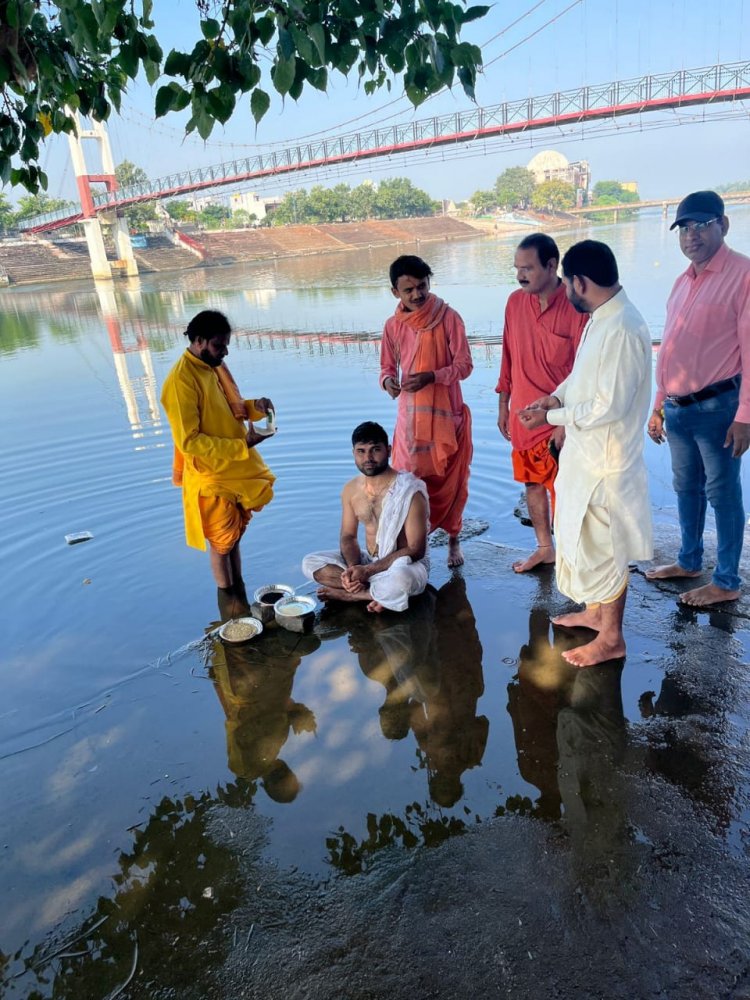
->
[66, 112, 138, 281]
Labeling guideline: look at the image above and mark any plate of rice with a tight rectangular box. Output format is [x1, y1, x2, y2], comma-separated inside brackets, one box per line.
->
[218, 617, 264, 643]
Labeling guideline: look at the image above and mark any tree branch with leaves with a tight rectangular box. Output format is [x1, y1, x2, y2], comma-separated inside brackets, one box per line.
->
[0, 0, 487, 192]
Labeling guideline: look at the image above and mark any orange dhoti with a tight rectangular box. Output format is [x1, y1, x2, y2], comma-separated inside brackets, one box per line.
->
[511, 437, 558, 513]
[401, 405, 472, 536]
[197, 495, 252, 555]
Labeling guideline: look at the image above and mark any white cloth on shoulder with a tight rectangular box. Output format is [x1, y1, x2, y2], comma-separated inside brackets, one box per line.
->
[302, 470, 430, 612]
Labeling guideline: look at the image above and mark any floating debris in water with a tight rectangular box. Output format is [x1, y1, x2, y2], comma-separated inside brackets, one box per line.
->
[65, 531, 93, 545]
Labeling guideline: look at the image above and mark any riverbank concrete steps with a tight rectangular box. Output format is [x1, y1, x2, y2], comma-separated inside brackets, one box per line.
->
[0, 217, 482, 285]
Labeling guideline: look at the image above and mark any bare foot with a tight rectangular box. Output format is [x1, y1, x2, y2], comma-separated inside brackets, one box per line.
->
[644, 563, 702, 581]
[680, 583, 741, 607]
[447, 536, 464, 567]
[551, 607, 602, 631]
[562, 635, 626, 667]
[317, 585, 369, 604]
[367, 600, 385, 613]
[512, 545, 555, 573]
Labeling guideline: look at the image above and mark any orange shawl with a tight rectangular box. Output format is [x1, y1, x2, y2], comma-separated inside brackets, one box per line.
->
[172, 361, 247, 486]
[399, 295, 458, 479]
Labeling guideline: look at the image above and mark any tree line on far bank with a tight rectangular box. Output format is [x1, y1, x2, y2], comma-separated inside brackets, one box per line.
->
[469, 167, 641, 215]
[163, 177, 439, 230]
[470, 167, 641, 218]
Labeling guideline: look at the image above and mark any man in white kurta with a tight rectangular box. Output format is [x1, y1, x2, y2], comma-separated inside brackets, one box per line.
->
[302, 421, 430, 613]
[519, 240, 653, 666]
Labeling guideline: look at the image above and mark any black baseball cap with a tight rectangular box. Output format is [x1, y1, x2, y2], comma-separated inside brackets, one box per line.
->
[670, 190, 725, 230]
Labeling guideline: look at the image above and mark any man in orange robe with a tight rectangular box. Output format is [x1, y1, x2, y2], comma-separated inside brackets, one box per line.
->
[161, 310, 275, 616]
[380, 255, 473, 567]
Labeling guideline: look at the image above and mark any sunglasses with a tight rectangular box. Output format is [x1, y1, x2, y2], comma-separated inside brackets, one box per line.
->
[677, 218, 719, 234]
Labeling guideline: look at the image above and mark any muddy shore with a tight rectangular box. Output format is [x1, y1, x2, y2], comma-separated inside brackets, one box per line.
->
[119, 518, 750, 1000]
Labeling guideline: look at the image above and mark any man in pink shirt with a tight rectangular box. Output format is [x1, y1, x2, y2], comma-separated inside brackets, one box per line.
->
[380, 255, 473, 567]
[497, 233, 587, 572]
[646, 191, 750, 606]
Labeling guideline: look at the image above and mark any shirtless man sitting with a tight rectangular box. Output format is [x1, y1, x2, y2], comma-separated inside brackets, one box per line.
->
[302, 421, 430, 613]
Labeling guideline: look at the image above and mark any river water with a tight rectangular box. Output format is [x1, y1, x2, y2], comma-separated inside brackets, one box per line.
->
[1, 212, 749, 997]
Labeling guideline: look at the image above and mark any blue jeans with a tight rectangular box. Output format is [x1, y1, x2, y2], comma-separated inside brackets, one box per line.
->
[664, 387, 745, 591]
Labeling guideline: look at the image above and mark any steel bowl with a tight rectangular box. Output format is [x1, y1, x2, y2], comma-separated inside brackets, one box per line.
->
[218, 616, 264, 644]
[274, 594, 318, 619]
[252, 583, 295, 607]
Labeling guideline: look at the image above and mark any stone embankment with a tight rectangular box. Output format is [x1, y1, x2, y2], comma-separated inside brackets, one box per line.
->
[0, 217, 486, 286]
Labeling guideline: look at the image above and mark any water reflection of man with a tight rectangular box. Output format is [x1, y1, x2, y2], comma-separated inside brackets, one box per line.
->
[209, 631, 319, 803]
[352, 579, 488, 808]
[506, 609, 579, 819]
[556, 662, 629, 891]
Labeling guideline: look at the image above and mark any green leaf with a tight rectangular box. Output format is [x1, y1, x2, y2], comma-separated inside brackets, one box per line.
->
[457, 63, 475, 101]
[206, 84, 236, 124]
[146, 36, 163, 64]
[307, 66, 328, 91]
[277, 26, 295, 60]
[309, 23, 326, 64]
[144, 58, 160, 86]
[290, 26, 314, 64]
[257, 14, 276, 45]
[461, 5, 491, 23]
[156, 83, 178, 117]
[250, 87, 270, 124]
[272, 55, 296, 96]
[201, 18, 221, 40]
[117, 43, 139, 78]
[236, 56, 261, 92]
[164, 49, 190, 76]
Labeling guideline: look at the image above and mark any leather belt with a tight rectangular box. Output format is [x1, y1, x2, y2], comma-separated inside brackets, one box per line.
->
[666, 375, 740, 407]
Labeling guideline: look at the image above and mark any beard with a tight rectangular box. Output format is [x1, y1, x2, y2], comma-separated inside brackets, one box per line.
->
[199, 348, 224, 367]
[359, 458, 389, 477]
[568, 292, 588, 314]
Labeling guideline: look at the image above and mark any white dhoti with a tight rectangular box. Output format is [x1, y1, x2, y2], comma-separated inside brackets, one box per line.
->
[301, 470, 430, 612]
[555, 485, 629, 606]
[547, 290, 654, 607]
[302, 550, 428, 612]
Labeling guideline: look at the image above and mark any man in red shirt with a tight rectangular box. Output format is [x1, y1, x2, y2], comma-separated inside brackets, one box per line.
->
[497, 233, 587, 572]
[646, 191, 750, 606]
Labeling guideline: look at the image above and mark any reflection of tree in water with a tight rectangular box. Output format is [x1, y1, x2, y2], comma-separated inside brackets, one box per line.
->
[209, 629, 320, 804]
[3, 781, 259, 1000]
[637, 670, 736, 836]
[0, 310, 41, 355]
[326, 803, 469, 876]
[326, 578, 488, 874]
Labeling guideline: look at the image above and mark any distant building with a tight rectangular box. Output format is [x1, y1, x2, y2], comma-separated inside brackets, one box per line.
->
[189, 194, 228, 212]
[620, 181, 638, 194]
[229, 191, 283, 222]
[527, 150, 591, 207]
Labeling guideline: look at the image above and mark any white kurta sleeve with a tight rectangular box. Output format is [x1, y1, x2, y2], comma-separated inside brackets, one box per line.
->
[546, 326, 647, 430]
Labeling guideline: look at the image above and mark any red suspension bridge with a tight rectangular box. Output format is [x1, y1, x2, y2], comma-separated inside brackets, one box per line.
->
[20, 59, 750, 235]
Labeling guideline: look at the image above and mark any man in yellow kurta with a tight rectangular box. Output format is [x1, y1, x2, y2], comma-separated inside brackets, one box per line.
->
[161, 310, 275, 614]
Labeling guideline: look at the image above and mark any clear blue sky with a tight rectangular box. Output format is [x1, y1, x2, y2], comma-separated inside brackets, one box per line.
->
[35, 0, 750, 205]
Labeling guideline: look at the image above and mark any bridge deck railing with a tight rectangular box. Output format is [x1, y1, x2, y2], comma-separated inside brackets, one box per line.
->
[18, 59, 750, 232]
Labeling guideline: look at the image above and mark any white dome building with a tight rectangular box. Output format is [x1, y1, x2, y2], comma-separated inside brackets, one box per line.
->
[527, 150, 591, 204]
